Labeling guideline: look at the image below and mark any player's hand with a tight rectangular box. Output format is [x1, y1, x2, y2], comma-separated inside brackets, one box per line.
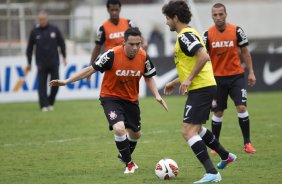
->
[156, 96, 168, 112]
[63, 59, 67, 66]
[49, 79, 67, 87]
[164, 82, 176, 95]
[179, 80, 191, 95]
[25, 64, 31, 72]
[248, 73, 256, 87]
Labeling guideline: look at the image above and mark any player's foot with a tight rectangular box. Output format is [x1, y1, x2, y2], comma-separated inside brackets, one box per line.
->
[217, 153, 237, 170]
[41, 107, 49, 112]
[48, 105, 54, 111]
[210, 150, 217, 155]
[193, 172, 222, 183]
[124, 161, 136, 174]
[244, 143, 256, 154]
[118, 154, 138, 169]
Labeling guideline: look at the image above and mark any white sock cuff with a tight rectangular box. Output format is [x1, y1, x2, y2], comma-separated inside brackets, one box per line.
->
[212, 115, 223, 122]
[127, 134, 137, 142]
[238, 111, 249, 118]
[199, 127, 207, 138]
[114, 134, 127, 142]
[187, 135, 202, 147]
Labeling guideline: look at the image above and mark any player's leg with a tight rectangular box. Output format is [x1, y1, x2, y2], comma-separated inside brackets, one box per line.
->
[48, 65, 59, 109]
[123, 101, 142, 155]
[211, 78, 228, 143]
[183, 87, 221, 183]
[126, 129, 141, 155]
[100, 98, 133, 173]
[112, 121, 132, 165]
[37, 66, 49, 111]
[199, 126, 237, 169]
[230, 75, 256, 154]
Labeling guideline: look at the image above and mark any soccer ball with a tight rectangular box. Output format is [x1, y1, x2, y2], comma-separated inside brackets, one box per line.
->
[155, 158, 179, 180]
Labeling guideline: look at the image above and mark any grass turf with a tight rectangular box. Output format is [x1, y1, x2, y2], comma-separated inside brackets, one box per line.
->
[0, 92, 282, 184]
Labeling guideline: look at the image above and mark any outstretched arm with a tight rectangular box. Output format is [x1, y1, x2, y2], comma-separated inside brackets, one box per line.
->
[144, 77, 168, 112]
[49, 66, 96, 86]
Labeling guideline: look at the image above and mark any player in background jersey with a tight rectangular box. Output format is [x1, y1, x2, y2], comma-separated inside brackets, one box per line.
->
[49, 27, 168, 174]
[88, 0, 147, 69]
[162, 1, 236, 183]
[203, 3, 256, 154]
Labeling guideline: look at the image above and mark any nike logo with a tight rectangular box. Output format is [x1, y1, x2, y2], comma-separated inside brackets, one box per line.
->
[268, 44, 282, 54]
[263, 61, 282, 85]
[153, 68, 178, 89]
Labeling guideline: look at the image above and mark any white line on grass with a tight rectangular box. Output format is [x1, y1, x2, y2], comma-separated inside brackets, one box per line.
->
[1, 129, 180, 148]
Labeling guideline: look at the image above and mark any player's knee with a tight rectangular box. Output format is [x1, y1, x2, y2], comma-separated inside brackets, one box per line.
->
[214, 111, 224, 117]
[236, 105, 246, 113]
[182, 129, 196, 141]
[113, 121, 126, 135]
[128, 131, 141, 140]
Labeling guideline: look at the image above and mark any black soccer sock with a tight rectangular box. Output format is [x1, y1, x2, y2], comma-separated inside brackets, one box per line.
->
[238, 112, 250, 144]
[188, 135, 217, 174]
[127, 135, 138, 154]
[199, 127, 229, 160]
[114, 134, 131, 164]
[211, 115, 222, 141]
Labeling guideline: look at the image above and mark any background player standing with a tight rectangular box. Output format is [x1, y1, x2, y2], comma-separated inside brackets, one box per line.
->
[203, 3, 256, 154]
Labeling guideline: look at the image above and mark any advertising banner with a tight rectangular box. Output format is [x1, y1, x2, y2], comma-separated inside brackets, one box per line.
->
[0, 55, 146, 103]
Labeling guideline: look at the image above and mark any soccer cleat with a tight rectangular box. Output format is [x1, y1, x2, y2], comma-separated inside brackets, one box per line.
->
[217, 153, 237, 170]
[124, 161, 136, 174]
[244, 143, 256, 154]
[41, 107, 49, 112]
[118, 154, 138, 169]
[194, 172, 222, 183]
[210, 150, 217, 155]
[48, 106, 54, 111]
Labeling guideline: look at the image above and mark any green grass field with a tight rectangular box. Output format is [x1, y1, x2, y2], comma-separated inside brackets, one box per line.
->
[1, 92, 282, 184]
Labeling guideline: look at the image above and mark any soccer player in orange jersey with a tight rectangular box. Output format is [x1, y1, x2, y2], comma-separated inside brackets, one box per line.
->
[87, 0, 147, 80]
[203, 3, 256, 154]
[49, 27, 168, 174]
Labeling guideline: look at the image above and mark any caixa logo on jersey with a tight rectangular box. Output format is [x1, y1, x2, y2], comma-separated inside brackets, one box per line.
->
[0, 65, 101, 93]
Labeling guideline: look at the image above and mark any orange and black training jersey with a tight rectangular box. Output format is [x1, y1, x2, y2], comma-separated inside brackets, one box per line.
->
[203, 23, 249, 76]
[95, 18, 134, 51]
[92, 45, 156, 102]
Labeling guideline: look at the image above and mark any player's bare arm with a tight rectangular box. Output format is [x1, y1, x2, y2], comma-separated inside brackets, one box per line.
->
[144, 77, 168, 112]
[180, 47, 209, 95]
[49, 66, 96, 87]
[241, 47, 256, 87]
[164, 78, 180, 96]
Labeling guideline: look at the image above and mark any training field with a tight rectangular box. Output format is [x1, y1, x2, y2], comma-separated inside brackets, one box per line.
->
[0, 92, 281, 184]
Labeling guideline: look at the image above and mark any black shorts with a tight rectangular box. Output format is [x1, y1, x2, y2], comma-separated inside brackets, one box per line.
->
[212, 74, 247, 112]
[183, 86, 216, 124]
[100, 97, 141, 132]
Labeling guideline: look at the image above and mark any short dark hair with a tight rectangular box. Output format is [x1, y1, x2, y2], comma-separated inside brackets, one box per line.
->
[212, 3, 226, 13]
[124, 27, 142, 41]
[107, 0, 121, 8]
[162, 0, 192, 24]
